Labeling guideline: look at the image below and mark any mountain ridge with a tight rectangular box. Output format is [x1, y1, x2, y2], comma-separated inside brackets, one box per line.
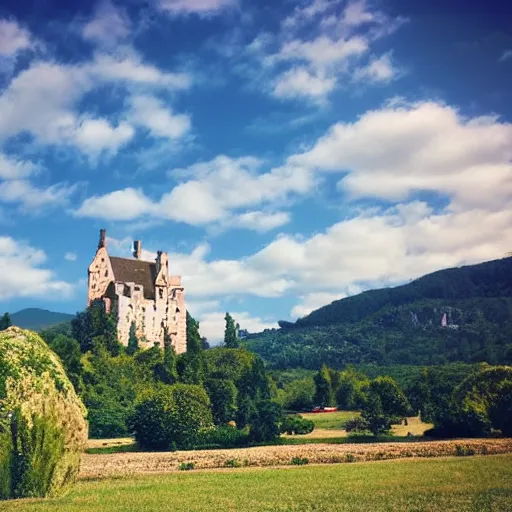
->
[244, 257, 512, 369]
[9, 308, 75, 331]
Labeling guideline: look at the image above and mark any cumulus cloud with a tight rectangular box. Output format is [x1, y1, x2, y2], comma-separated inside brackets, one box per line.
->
[0, 153, 38, 180]
[292, 100, 512, 210]
[156, 0, 237, 16]
[0, 180, 77, 211]
[0, 237, 73, 300]
[82, 1, 131, 47]
[242, 0, 402, 102]
[129, 95, 192, 140]
[64, 252, 77, 261]
[76, 155, 314, 230]
[0, 19, 33, 57]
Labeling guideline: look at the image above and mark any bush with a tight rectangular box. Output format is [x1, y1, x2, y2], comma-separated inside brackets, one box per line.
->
[248, 400, 282, 443]
[195, 426, 249, 449]
[291, 457, 309, 465]
[455, 445, 476, 457]
[179, 462, 195, 471]
[345, 416, 370, 434]
[224, 458, 242, 468]
[280, 415, 315, 435]
[131, 384, 213, 450]
[0, 327, 88, 500]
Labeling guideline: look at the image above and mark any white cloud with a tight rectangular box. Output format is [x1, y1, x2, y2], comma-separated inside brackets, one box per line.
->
[353, 53, 397, 83]
[194, 311, 278, 344]
[227, 211, 290, 232]
[156, 0, 237, 16]
[76, 188, 155, 221]
[273, 67, 335, 101]
[0, 237, 73, 300]
[129, 95, 191, 140]
[90, 54, 192, 89]
[71, 118, 134, 154]
[291, 291, 347, 318]
[0, 153, 38, 180]
[76, 155, 314, 229]
[82, 1, 131, 47]
[292, 100, 512, 210]
[0, 180, 77, 211]
[64, 252, 77, 261]
[0, 19, 32, 57]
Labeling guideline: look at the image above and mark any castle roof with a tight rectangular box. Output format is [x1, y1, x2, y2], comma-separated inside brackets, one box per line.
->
[109, 256, 157, 300]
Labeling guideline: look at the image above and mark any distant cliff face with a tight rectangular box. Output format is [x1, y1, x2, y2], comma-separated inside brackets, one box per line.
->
[244, 258, 512, 369]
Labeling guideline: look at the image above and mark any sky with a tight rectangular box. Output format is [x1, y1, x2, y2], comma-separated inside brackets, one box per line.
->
[0, 0, 511, 344]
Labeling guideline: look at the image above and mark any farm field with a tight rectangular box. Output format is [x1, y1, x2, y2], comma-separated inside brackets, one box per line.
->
[79, 438, 512, 477]
[300, 410, 359, 429]
[5, 455, 512, 511]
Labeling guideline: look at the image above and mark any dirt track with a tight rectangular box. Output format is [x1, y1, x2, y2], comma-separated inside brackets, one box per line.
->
[80, 438, 512, 479]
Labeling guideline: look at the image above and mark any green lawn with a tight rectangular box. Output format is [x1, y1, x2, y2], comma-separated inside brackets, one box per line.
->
[301, 410, 359, 429]
[5, 455, 512, 511]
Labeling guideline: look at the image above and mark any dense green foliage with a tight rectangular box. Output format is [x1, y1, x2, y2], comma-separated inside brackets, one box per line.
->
[245, 258, 512, 368]
[131, 384, 213, 450]
[0, 328, 87, 500]
[224, 312, 240, 348]
[0, 313, 11, 331]
[280, 414, 315, 435]
[430, 366, 512, 437]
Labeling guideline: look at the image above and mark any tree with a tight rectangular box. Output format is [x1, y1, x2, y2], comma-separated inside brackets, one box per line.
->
[49, 335, 83, 392]
[359, 377, 411, 435]
[0, 312, 11, 331]
[130, 384, 213, 450]
[126, 322, 139, 355]
[282, 378, 315, 411]
[248, 399, 282, 442]
[156, 328, 178, 385]
[224, 312, 239, 348]
[205, 379, 238, 424]
[314, 364, 334, 407]
[186, 312, 203, 354]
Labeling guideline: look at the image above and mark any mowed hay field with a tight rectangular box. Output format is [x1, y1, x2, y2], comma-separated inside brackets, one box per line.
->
[5, 455, 512, 511]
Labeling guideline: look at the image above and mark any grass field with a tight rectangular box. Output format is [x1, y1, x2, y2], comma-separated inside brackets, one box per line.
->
[300, 410, 359, 429]
[5, 455, 512, 511]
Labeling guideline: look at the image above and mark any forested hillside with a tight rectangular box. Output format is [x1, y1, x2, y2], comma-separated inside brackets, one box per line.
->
[245, 258, 512, 369]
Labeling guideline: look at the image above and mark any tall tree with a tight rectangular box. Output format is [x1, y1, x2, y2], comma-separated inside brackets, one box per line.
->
[157, 328, 178, 384]
[186, 312, 203, 354]
[126, 322, 139, 355]
[0, 312, 11, 331]
[224, 312, 239, 348]
[314, 364, 334, 407]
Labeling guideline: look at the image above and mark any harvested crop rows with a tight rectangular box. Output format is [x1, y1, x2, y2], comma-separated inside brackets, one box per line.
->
[80, 438, 512, 479]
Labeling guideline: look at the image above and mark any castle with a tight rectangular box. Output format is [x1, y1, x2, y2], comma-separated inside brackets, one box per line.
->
[87, 229, 187, 353]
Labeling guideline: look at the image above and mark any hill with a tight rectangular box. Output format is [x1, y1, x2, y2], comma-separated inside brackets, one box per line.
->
[244, 257, 512, 369]
[10, 308, 75, 331]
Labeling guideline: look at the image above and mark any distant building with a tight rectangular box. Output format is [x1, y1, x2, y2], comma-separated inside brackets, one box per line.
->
[87, 229, 186, 353]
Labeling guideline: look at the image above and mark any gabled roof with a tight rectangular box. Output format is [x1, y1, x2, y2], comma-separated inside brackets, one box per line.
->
[109, 256, 157, 300]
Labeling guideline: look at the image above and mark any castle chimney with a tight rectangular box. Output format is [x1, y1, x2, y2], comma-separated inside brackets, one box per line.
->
[133, 240, 142, 259]
[98, 229, 106, 249]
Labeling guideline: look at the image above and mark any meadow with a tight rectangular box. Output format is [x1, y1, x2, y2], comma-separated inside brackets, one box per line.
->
[5, 455, 512, 511]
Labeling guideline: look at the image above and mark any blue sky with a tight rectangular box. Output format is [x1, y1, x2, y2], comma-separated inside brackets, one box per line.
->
[0, 0, 511, 343]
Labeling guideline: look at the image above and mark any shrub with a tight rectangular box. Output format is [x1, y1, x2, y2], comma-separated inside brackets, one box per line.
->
[455, 445, 476, 457]
[248, 400, 282, 443]
[179, 462, 195, 471]
[131, 384, 213, 450]
[344, 416, 370, 434]
[195, 425, 249, 449]
[224, 459, 242, 468]
[280, 415, 315, 435]
[291, 457, 309, 465]
[0, 327, 88, 500]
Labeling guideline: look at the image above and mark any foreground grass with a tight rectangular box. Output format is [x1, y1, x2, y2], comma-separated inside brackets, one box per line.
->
[5, 455, 512, 511]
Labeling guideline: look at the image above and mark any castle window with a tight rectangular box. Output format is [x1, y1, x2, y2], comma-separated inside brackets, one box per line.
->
[159, 288, 164, 299]
[176, 308, 180, 313]
[104, 270, 108, 277]
[135, 286, 141, 292]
